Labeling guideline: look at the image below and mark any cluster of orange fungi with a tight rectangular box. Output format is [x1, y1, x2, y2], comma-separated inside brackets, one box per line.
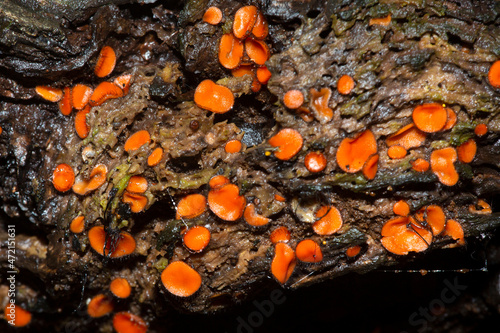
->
[381, 200, 466, 255]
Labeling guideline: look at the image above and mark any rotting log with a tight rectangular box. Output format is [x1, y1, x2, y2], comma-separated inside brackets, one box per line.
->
[0, 0, 499, 331]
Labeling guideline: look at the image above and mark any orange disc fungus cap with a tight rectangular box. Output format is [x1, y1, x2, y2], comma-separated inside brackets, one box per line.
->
[203, 6, 222, 25]
[443, 220, 465, 245]
[75, 105, 91, 139]
[113, 312, 147, 333]
[88, 226, 136, 258]
[313, 205, 343, 235]
[124, 130, 151, 152]
[412, 103, 447, 133]
[52, 163, 75, 192]
[270, 226, 291, 244]
[474, 123, 488, 137]
[442, 108, 457, 131]
[208, 183, 246, 221]
[122, 192, 148, 213]
[4, 304, 31, 327]
[271, 242, 296, 284]
[256, 66, 272, 84]
[362, 153, 379, 180]
[336, 129, 377, 173]
[148, 147, 163, 166]
[387, 145, 407, 159]
[337, 75, 355, 95]
[176, 194, 207, 219]
[251, 11, 268, 39]
[268, 128, 303, 160]
[183, 226, 211, 252]
[393, 200, 410, 217]
[194, 79, 234, 113]
[113, 73, 132, 95]
[161, 261, 202, 297]
[346, 245, 361, 257]
[296, 239, 323, 263]
[244, 38, 269, 66]
[90, 81, 124, 106]
[457, 138, 477, 163]
[381, 217, 432, 255]
[385, 123, 426, 150]
[233, 5, 258, 39]
[411, 158, 430, 172]
[110, 278, 132, 299]
[95, 46, 116, 78]
[225, 139, 242, 153]
[417, 205, 445, 236]
[243, 203, 271, 226]
[430, 147, 459, 186]
[126, 176, 148, 194]
[87, 294, 114, 318]
[304, 151, 327, 173]
[488, 60, 500, 88]
[283, 89, 304, 109]
[70, 215, 85, 234]
[469, 199, 492, 215]
[71, 84, 93, 110]
[35, 85, 63, 102]
[219, 33, 244, 69]
[72, 164, 108, 195]
[59, 87, 72, 116]
[208, 175, 230, 189]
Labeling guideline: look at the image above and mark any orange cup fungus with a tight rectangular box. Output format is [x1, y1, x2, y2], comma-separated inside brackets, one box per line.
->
[113, 73, 132, 95]
[88, 226, 136, 258]
[385, 123, 426, 150]
[313, 205, 343, 235]
[126, 176, 148, 194]
[52, 163, 75, 192]
[387, 145, 407, 159]
[225, 139, 242, 153]
[336, 129, 377, 173]
[219, 33, 244, 69]
[393, 200, 410, 217]
[87, 294, 114, 318]
[310, 87, 333, 123]
[488, 60, 500, 88]
[244, 38, 269, 66]
[208, 183, 246, 221]
[271, 242, 296, 284]
[75, 105, 91, 139]
[381, 216, 432, 255]
[362, 153, 379, 180]
[337, 74, 355, 95]
[72, 164, 108, 195]
[411, 158, 430, 172]
[442, 108, 457, 131]
[474, 123, 488, 137]
[122, 192, 148, 213]
[183, 226, 211, 252]
[251, 10, 268, 39]
[90, 81, 124, 106]
[176, 194, 207, 219]
[110, 278, 132, 299]
[346, 245, 361, 257]
[412, 103, 447, 133]
[442, 219, 465, 246]
[194, 79, 234, 113]
[4, 304, 32, 327]
[161, 261, 202, 297]
[430, 147, 458, 186]
[203, 7, 223, 25]
[268, 128, 303, 160]
[148, 147, 163, 166]
[296, 239, 323, 263]
[94, 46, 116, 78]
[208, 175, 230, 189]
[369, 14, 391, 26]
[72, 84, 93, 110]
[124, 130, 151, 152]
[59, 87, 72, 116]
[270, 226, 291, 244]
[283, 89, 304, 109]
[415, 205, 446, 236]
[113, 312, 148, 333]
[457, 138, 477, 163]
[70, 215, 85, 234]
[256, 66, 272, 84]
[35, 85, 63, 102]
[304, 151, 327, 173]
[233, 5, 258, 39]
[469, 199, 492, 215]
[243, 203, 271, 226]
